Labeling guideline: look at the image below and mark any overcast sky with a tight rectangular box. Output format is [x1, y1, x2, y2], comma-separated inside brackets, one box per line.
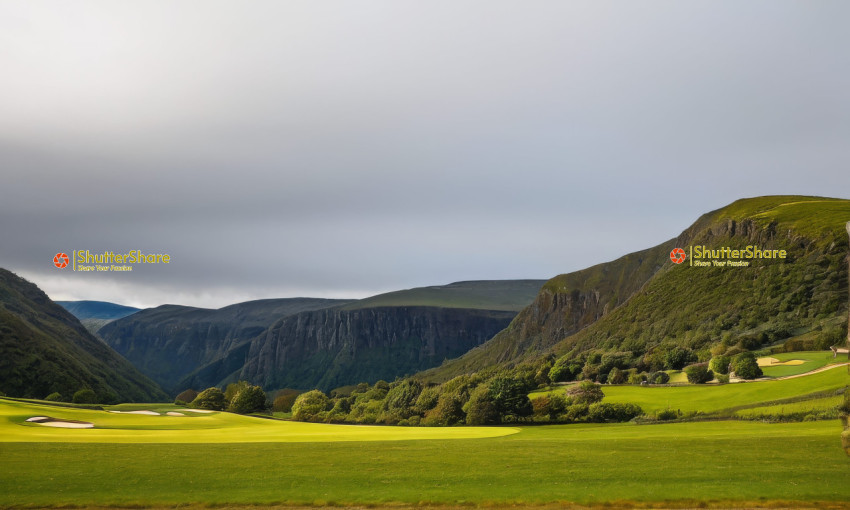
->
[2, 1, 849, 309]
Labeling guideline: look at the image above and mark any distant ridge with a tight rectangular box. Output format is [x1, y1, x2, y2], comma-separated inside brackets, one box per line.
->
[57, 300, 140, 320]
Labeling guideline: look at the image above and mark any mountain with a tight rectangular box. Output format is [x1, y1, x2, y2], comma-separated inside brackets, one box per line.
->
[0, 268, 167, 402]
[56, 300, 140, 320]
[98, 298, 352, 393]
[101, 280, 544, 394]
[420, 196, 850, 382]
[179, 306, 517, 392]
[57, 300, 142, 336]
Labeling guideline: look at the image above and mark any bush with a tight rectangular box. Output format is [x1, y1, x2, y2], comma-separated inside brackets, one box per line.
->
[273, 390, 300, 413]
[608, 367, 627, 384]
[665, 347, 696, 370]
[627, 371, 647, 385]
[227, 385, 267, 414]
[567, 380, 604, 405]
[549, 357, 583, 382]
[423, 393, 465, 426]
[190, 387, 227, 411]
[657, 408, 679, 421]
[648, 371, 670, 384]
[175, 389, 199, 405]
[733, 352, 763, 380]
[44, 392, 62, 402]
[564, 403, 590, 422]
[72, 389, 97, 404]
[715, 373, 730, 384]
[291, 390, 331, 422]
[587, 402, 643, 423]
[684, 364, 713, 384]
[708, 355, 732, 375]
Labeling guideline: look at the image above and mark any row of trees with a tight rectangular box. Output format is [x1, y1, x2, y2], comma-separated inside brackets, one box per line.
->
[176, 381, 268, 414]
[290, 374, 643, 426]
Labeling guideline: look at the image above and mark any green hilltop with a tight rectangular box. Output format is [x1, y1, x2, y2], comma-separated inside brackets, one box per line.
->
[420, 196, 850, 382]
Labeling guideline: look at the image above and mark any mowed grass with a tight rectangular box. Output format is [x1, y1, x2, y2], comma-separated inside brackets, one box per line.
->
[0, 398, 516, 443]
[532, 364, 849, 414]
[735, 394, 843, 419]
[0, 420, 848, 507]
[759, 350, 845, 378]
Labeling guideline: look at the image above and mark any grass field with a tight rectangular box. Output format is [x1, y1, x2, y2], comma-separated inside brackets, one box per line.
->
[531, 364, 849, 415]
[0, 419, 847, 507]
[0, 399, 515, 443]
[734, 394, 843, 419]
[759, 350, 845, 377]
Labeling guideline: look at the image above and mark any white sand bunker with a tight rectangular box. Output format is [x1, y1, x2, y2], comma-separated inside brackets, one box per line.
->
[25, 416, 94, 429]
[166, 411, 185, 416]
[184, 409, 214, 413]
[757, 357, 805, 367]
[108, 410, 160, 415]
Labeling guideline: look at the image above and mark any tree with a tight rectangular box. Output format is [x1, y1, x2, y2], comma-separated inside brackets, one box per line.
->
[423, 393, 465, 426]
[291, 390, 330, 421]
[272, 390, 300, 413]
[44, 392, 62, 402]
[228, 385, 267, 414]
[174, 389, 199, 405]
[665, 347, 696, 370]
[684, 364, 713, 384]
[608, 367, 627, 384]
[383, 380, 422, 419]
[708, 355, 731, 375]
[648, 371, 670, 384]
[567, 380, 604, 405]
[587, 402, 643, 423]
[464, 385, 499, 425]
[488, 376, 533, 420]
[190, 387, 227, 411]
[733, 352, 763, 380]
[224, 381, 250, 403]
[72, 388, 97, 404]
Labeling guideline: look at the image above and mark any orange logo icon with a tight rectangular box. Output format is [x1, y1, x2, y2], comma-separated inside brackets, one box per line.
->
[670, 248, 686, 264]
[53, 252, 69, 268]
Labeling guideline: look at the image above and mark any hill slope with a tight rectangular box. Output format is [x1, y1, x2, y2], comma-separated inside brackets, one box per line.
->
[0, 269, 167, 402]
[98, 298, 352, 393]
[341, 280, 545, 311]
[56, 301, 140, 320]
[421, 196, 850, 382]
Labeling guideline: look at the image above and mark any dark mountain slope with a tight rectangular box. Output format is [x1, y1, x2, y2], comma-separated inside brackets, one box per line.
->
[180, 306, 516, 392]
[0, 268, 167, 402]
[98, 298, 352, 393]
[56, 300, 140, 320]
[419, 196, 850, 382]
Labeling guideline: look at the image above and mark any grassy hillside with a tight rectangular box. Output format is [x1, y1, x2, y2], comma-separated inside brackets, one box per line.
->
[0, 269, 167, 402]
[420, 196, 850, 383]
[342, 280, 546, 312]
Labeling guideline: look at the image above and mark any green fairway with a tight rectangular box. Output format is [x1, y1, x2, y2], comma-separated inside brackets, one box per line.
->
[531, 364, 849, 414]
[0, 420, 847, 507]
[0, 398, 516, 443]
[735, 394, 843, 419]
[759, 350, 845, 377]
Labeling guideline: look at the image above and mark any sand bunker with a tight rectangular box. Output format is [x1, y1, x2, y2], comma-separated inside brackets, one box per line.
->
[108, 410, 160, 415]
[25, 416, 94, 428]
[184, 409, 215, 413]
[757, 357, 805, 367]
[166, 411, 185, 416]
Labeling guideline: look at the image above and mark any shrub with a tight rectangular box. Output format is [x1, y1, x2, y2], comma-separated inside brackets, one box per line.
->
[423, 393, 465, 426]
[665, 347, 696, 370]
[227, 385, 267, 414]
[715, 373, 730, 384]
[627, 371, 647, 385]
[549, 357, 583, 382]
[190, 387, 227, 411]
[733, 352, 763, 380]
[587, 402, 643, 423]
[608, 367, 627, 384]
[291, 390, 330, 422]
[44, 392, 62, 402]
[224, 381, 250, 404]
[657, 408, 679, 421]
[648, 371, 670, 384]
[708, 355, 732, 375]
[564, 403, 590, 422]
[684, 364, 713, 384]
[567, 380, 604, 405]
[175, 389, 199, 404]
[273, 390, 300, 413]
[72, 389, 97, 404]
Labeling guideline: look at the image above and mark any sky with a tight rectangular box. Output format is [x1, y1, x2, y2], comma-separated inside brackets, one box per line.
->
[1, 1, 849, 309]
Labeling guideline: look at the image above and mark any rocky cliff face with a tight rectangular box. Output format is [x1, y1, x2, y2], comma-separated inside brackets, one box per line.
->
[181, 306, 516, 392]
[99, 298, 350, 393]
